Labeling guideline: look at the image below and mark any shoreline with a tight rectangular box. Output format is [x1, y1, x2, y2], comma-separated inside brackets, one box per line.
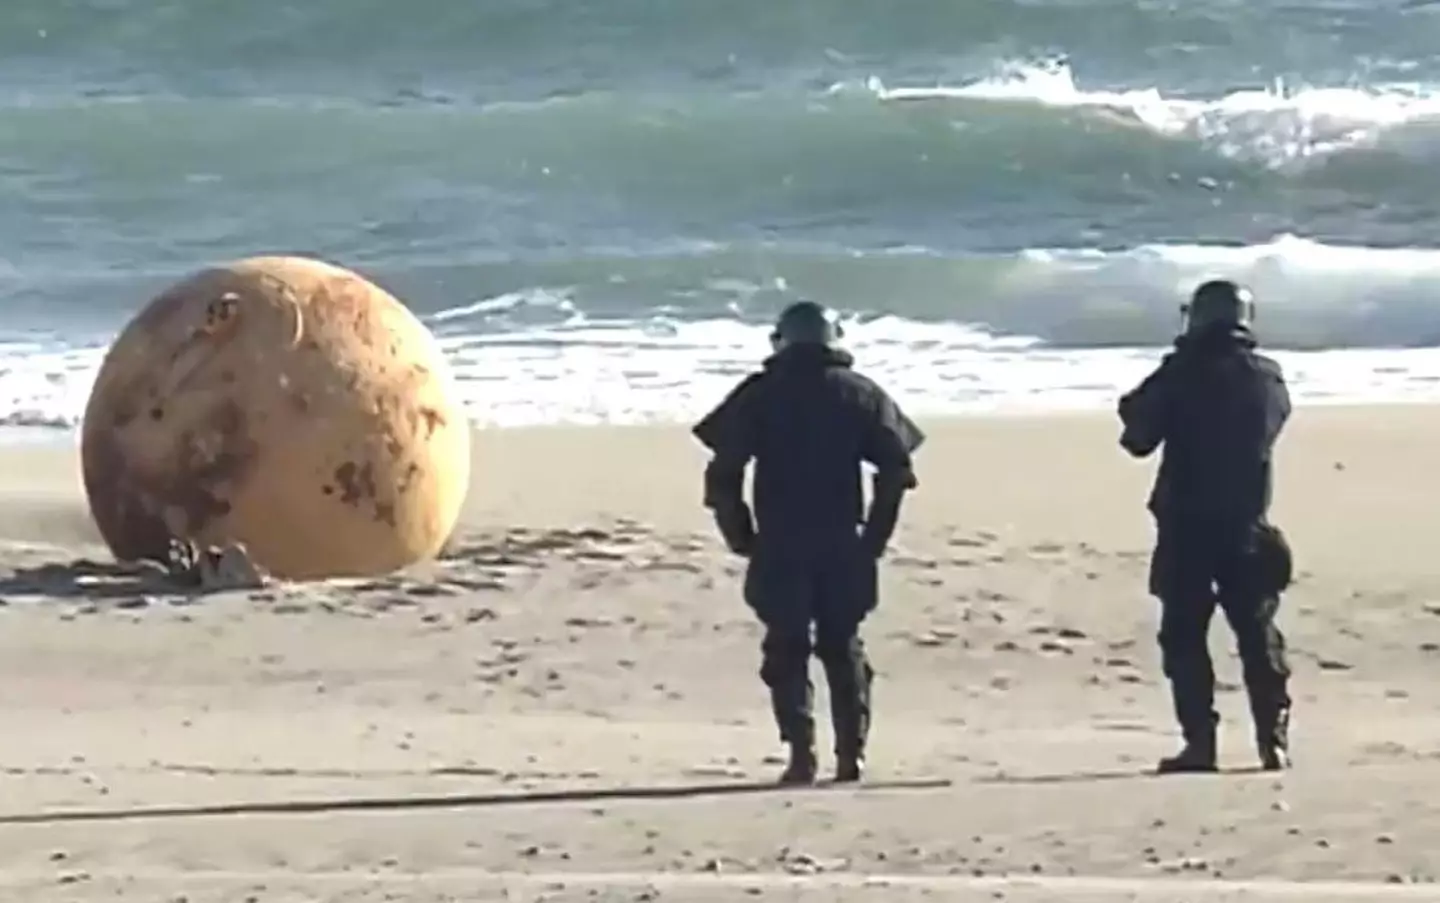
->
[10, 393, 1440, 446]
[11, 402, 1437, 578]
[13, 339, 1440, 435]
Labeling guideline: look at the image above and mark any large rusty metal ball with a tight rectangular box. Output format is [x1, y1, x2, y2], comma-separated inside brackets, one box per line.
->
[80, 255, 471, 580]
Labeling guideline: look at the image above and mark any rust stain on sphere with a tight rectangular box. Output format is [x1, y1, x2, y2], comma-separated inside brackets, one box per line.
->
[80, 256, 471, 580]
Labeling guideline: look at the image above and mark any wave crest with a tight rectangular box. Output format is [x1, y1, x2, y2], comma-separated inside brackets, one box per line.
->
[862, 60, 1440, 170]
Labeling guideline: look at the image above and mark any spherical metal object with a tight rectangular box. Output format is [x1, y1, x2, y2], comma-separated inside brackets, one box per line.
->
[80, 256, 471, 580]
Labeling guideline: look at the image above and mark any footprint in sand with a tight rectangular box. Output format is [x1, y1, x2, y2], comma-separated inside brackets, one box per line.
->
[948, 535, 990, 548]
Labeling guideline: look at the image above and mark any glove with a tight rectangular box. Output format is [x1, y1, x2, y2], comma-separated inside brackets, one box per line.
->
[858, 527, 889, 559]
[712, 505, 755, 557]
[859, 510, 899, 559]
[860, 472, 907, 559]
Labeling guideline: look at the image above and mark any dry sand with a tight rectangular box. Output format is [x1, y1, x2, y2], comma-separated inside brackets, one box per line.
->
[1, 407, 1439, 901]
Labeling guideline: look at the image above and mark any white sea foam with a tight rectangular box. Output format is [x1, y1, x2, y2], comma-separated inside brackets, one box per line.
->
[9, 234, 1440, 431]
[857, 59, 1440, 168]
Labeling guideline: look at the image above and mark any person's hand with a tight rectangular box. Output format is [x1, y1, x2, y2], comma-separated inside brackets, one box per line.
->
[713, 508, 755, 557]
[723, 532, 753, 558]
[859, 528, 889, 560]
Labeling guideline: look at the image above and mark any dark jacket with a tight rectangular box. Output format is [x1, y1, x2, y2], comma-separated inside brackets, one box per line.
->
[692, 344, 924, 554]
[1118, 326, 1290, 527]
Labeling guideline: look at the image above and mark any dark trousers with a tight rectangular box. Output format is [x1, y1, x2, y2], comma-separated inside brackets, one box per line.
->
[1149, 520, 1291, 744]
[743, 540, 877, 755]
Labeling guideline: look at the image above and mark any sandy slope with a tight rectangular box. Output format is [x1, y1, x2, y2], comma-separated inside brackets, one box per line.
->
[1, 407, 1438, 901]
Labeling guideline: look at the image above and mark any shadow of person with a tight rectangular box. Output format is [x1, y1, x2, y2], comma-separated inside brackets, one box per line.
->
[0, 775, 955, 826]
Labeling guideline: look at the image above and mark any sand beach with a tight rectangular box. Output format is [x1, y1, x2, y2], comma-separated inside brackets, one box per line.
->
[0, 408, 1437, 900]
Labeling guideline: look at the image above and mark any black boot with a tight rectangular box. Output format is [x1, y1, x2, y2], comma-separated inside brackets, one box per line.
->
[1251, 695, 1291, 771]
[1258, 715, 1290, 771]
[1157, 682, 1219, 775]
[1233, 610, 1293, 772]
[834, 709, 866, 784]
[824, 651, 873, 783]
[1157, 719, 1218, 774]
[769, 676, 817, 786]
[1156, 658, 1220, 775]
[1238, 647, 1292, 771]
[1156, 735, 1218, 773]
[835, 751, 865, 783]
[779, 739, 818, 786]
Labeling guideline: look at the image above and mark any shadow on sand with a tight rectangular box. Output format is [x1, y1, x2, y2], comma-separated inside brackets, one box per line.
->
[0, 776, 956, 826]
[977, 764, 1272, 786]
[0, 558, 182, 601]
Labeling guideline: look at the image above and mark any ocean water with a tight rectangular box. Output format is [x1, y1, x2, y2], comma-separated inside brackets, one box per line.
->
[6, 0, 1440, 428]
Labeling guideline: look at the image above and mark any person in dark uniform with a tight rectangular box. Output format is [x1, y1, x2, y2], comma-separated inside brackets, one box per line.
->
[692, 301, 924, 785]
[1118, 279, 1295, 774]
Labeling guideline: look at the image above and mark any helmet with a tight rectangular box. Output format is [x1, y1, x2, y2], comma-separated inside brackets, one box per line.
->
[770, 301, 844, 351]
[1183, 279, 1254, 334]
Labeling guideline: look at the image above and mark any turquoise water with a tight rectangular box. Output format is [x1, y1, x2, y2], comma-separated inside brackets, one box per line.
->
[6, 0, 1440, 427]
